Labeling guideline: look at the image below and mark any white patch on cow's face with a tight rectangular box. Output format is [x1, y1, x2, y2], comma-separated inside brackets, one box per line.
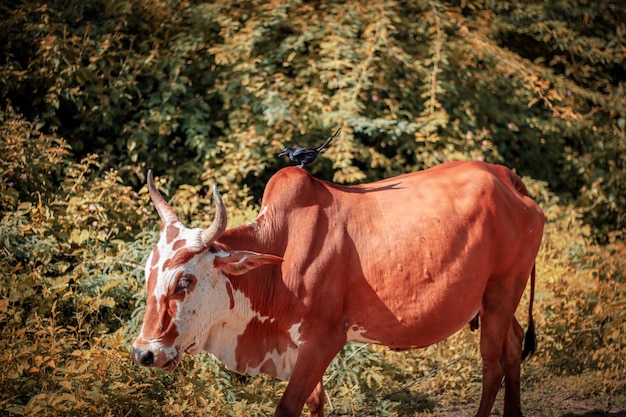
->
[143, 338, 178, 363]
[148, 225, 207, 306]
[133, 224, 226, 368]
[155, 248, 240, 362]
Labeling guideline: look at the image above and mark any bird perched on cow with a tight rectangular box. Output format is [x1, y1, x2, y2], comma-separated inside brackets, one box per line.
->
[278, 128, 341, 168]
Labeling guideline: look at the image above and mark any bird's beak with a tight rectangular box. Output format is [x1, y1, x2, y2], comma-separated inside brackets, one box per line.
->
[278, 149, 288, 157]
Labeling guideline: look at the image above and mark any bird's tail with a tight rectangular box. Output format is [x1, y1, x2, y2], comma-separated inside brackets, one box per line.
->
[316, 128, 341, 151]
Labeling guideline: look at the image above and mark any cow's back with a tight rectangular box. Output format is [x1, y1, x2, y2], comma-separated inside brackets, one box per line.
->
[260, 162, 543, 350]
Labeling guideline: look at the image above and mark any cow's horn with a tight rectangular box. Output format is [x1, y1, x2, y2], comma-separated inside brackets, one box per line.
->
[200, 184, 227, 246]
[147, 169, 179, 225]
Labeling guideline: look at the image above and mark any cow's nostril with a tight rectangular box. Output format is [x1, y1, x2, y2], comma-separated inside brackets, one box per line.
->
[132, 347, 154, 366]
[139, 350, 154, 366]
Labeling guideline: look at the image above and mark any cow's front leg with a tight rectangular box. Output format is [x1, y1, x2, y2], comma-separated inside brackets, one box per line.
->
[275, 334, 346, 417]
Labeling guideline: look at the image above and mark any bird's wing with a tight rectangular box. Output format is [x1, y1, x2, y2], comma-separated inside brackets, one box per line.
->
[291, 147, 309, 156]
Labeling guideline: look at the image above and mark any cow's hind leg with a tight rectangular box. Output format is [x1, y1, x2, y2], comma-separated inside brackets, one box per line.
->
[476, 312, 507, 417]
[476, 295, 525, 417]
[503, 318, 524, 417]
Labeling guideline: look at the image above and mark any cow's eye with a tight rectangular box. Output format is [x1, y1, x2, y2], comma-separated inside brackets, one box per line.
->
[175, 276, 193, 293]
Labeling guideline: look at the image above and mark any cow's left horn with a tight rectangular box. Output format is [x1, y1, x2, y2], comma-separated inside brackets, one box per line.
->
[147, 169, 179, 225]
[200, 184, 227, 246]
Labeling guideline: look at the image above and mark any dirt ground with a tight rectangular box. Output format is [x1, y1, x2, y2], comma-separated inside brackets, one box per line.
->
[419, 392, 626, 417]
[431, 397, 626, 417]
[408, 373, 626, 417]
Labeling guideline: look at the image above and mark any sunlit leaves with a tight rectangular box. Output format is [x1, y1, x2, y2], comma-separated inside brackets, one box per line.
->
[0, 0, 625, 414]
[1, 0, 623, 237]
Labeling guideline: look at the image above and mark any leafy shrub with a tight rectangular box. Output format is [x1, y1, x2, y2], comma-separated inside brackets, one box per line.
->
[528, 179, 626, 397]
[0, 111, 150, 413]
[1, 0, 624, 239]
[0, 110, 276, 416]
[1, 112, 625, 415]
[0, 0, 225, 184]
[1, 0, 625, 415]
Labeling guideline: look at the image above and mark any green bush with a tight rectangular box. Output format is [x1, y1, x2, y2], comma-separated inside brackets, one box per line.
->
[0, 0, 225, 183]
[1, 0, 624, 239]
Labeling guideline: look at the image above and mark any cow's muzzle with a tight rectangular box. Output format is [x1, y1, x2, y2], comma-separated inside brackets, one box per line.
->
[131, 346, 154, 366]
[131, 343, 182, 371]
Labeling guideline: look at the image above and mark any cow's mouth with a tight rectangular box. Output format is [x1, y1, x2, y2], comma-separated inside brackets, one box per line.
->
[162, 358, 178, 371]
[159, 341, 201, 370]
[161, 349, 183, 371]
[160, 342, 199, 370]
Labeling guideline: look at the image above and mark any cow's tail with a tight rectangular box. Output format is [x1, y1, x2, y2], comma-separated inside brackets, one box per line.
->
[521, 264, 537, 361]
[509, 166, 537, 360]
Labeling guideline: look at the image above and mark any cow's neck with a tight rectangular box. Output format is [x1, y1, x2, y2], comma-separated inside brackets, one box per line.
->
[219, 209, 284, 254]
[202, 265, 300, 381]
[215, 216, 287, 311]
[205, 217, 301, 380]
[201, 273, 265, 372]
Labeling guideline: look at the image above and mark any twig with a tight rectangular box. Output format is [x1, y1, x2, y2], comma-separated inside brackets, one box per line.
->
[84, 259, 144, 270]
[381, 353, 467, 401]
[428, 1, 444, 118]
[324, 390, 335, 415]
[324, 343, 372, 386]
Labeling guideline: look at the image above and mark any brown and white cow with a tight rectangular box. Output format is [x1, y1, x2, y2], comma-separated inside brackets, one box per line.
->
[131, 161, 544, 417]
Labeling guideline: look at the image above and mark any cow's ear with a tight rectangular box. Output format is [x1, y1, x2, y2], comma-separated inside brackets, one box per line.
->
[214, 250, 283, 276]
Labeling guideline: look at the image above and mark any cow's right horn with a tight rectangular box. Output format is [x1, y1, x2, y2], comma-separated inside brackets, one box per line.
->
[147, 169, 179, 225]
[200, 184, 227, 246]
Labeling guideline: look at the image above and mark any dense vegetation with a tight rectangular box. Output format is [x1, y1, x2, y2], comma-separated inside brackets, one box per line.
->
[0, 0, 624, 415]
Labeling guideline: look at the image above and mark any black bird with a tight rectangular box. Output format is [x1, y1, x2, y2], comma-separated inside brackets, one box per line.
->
[278, 128, 341, 168]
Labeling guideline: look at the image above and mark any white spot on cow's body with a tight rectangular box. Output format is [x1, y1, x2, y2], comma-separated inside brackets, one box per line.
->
[197, 281, 302, 380]
[257, 205, 268, 219]
[245, 322, 302, 380]
[248, 205, 268, 232]
[347, 325, 381, 344]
